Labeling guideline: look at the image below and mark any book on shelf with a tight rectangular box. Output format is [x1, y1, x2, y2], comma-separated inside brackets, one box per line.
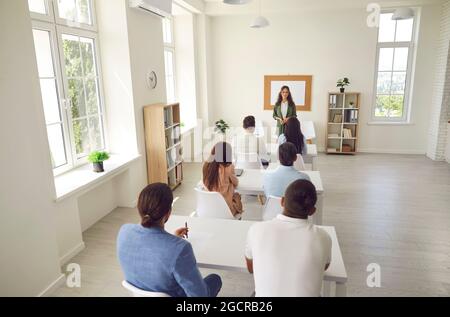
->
[167, 149, 175, 168]
[172, 125, 181, 144]
[329, 95, 337, 108]
[164, 109, 171, 128]
[175, 164, 183, 183]
[342, 128, 353, 138]
[332, 114, 343, 123]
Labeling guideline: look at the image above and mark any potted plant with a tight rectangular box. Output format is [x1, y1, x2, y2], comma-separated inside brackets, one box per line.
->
[215, 119, 230, 134]
[88, 151, 110, 173]
[337, 78, 350, 93]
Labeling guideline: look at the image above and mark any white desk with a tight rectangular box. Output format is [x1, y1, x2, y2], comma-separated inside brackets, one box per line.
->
[236, 169, 324, 225]
[166, 215, 347, 297]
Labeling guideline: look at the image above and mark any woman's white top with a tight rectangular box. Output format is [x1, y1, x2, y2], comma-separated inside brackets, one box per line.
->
[281, 101, 289, 119]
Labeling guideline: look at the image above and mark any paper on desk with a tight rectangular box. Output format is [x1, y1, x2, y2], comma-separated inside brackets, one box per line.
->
[186, 232, 214, 252]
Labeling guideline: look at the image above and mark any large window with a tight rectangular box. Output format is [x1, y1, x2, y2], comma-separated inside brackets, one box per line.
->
[372, 12, 416, 122]
[29, 0, 106, 174]
[163, 17, 176, 103]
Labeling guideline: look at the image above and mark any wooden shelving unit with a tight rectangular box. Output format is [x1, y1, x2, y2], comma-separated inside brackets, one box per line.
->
[143, 103, 183, 190]
[326, 92, 360, 155]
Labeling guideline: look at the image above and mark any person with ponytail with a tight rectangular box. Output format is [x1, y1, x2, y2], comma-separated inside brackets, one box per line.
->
[117, 183, 222, 297]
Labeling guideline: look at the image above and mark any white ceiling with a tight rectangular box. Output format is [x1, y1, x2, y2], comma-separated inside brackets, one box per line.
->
[203, 0, 443, 16]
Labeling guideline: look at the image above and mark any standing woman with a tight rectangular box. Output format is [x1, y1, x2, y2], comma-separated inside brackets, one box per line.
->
[273, 86, 297, 136]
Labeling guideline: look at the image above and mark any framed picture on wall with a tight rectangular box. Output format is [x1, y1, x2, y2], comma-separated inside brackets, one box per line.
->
[264, 75, 312, 111]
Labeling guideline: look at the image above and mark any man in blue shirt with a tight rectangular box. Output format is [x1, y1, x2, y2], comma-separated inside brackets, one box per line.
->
[263, 142, 311, 198]
[117, 183, 222, 297]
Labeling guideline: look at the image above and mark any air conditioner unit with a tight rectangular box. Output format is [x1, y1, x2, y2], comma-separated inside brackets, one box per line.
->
[129, 0, 172, 18]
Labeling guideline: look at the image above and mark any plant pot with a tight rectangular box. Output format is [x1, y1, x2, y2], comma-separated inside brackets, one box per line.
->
[340, 88, 345, 93]
[93, 162, 104, 173]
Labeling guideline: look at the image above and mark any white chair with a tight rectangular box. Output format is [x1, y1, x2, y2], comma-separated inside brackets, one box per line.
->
[294, 154, 306, 171]
[122, 280, 171, 297]
[262, 196, 283, 221]
[194, 187, 238, 219]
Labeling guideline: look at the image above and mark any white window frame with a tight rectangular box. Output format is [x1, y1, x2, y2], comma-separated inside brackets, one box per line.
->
[30, 0, 107, 175]
[32, 20, 75, 175]
[371, 9, 418, 123]
[163, 17, 177, 103]
[29, 0, 55, 22]
[56, 25, 108, 167]
[53, 0, 98, 32]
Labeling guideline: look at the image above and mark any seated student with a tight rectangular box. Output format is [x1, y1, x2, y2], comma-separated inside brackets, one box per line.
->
[278, 117, 307, 157]
[203, 142, 243, 217]
[233, 115, 270, 168]
[117, 183, 222, 297]
[245, 179, 332, 297]
[263, 142, 310, 198]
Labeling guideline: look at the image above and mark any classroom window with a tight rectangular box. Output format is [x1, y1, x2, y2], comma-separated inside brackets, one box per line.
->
[163, 17, 177, 103]
[372, 12, 416, 122]
[30, 0, 106, 175]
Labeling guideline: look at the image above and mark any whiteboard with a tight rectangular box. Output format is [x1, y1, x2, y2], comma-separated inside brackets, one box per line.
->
[270, 81, 306, 106]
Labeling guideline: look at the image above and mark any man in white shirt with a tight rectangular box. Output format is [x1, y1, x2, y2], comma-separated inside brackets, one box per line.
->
[245, 179, 332, 297]
[233, 116, 269, 168]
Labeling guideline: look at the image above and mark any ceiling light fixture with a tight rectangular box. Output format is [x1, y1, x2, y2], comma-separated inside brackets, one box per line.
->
[223, 0, 252, 4]
[250, 0, 269, 28]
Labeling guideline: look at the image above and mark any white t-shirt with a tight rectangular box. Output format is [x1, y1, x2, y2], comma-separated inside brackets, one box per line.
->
[245, 214, 332, 297]
[281, 101, 289, 119]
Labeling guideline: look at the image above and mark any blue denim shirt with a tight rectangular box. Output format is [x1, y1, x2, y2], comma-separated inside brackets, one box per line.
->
[263, 165, 311, 198]
[117, 224, 210, 297]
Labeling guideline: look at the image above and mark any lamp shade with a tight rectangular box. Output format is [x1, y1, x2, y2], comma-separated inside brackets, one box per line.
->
[250, 16, 269, 28]
[392, 8, 414, 20]
[223, 0, 252, 4]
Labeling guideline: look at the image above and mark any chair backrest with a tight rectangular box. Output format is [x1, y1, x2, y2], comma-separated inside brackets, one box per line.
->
[294, 154, 306, 171]
[194, 187, 235, 219]
[121, 280, 171, 297]
[262, 196, 283, 221]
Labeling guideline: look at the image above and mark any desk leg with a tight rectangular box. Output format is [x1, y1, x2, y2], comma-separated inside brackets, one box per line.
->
[335, 282, 347, 297]
[313, 194, 323, 225]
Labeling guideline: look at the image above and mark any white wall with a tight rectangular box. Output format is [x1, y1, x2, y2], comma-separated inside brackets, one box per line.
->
[174, 10, 198, 131]
[0, 0, 63, 296]
[207, 4, 441, 153]
[427, 0, 450, 160]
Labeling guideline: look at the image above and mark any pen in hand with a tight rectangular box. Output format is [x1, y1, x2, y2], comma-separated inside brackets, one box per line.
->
[185, 221, 189, 239]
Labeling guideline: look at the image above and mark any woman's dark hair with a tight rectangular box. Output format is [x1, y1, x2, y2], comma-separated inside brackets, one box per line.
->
[243, 116, 256, 129]
[284, 179, 317, 219]
[284, 117, 305, 155]
[138, 183, 173, 228]
[276, 85, 296, 108]
[203, 142, 233, 191]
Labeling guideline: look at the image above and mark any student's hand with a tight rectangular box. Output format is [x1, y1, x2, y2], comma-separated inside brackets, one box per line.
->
[283, 118, 289, 124]
[174, 227, 189, 239]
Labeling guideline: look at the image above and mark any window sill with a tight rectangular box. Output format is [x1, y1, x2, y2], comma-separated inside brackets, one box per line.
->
[367, 121, 415, 126]
[54, 154, 141, 202]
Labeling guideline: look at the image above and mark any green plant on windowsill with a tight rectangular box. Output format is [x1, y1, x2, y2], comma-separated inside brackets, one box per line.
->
[215, 119, 230, 134]
[88, 151, 110, 173]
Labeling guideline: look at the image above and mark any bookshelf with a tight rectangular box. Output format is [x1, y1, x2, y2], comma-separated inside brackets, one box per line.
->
[326, 92, 360, 155]
[143, 103, 183, 190]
